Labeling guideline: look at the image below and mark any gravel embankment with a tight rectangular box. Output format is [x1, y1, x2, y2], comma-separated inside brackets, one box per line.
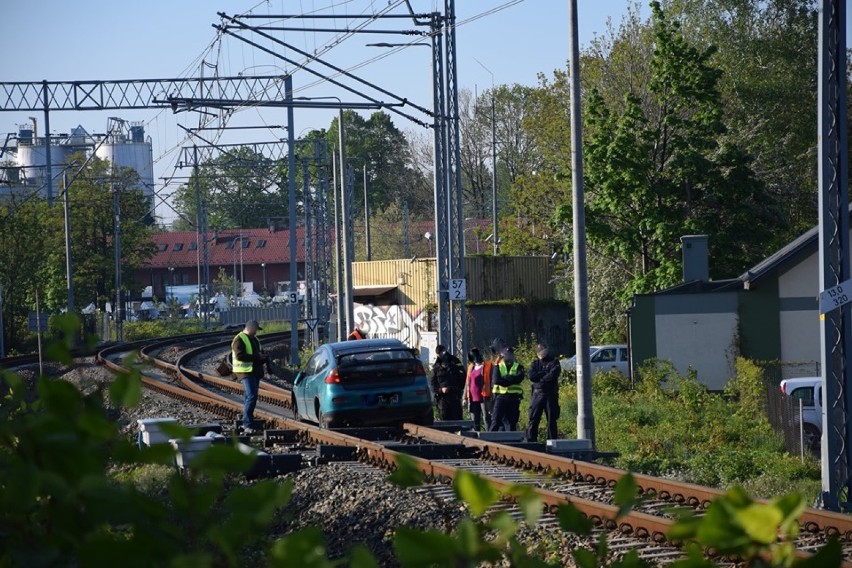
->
[6, 356, 614, 566]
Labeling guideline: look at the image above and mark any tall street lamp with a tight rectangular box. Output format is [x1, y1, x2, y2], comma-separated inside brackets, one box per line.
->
[167, 267, 175, 309]
[295, 95, 354, 336]
[261, 262, 267, 293]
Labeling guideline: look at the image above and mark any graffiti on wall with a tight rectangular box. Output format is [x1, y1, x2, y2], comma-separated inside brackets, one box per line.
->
[353, 303, 427, 347]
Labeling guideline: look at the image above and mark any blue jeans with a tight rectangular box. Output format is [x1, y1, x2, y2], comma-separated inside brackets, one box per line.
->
[241, 376, 260, 429]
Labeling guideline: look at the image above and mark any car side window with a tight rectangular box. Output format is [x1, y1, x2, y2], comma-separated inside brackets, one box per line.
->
[790, 387, 815, 407]
[305, 353, 321, 375]
[594, 348, 615, 363]
[619, 348, 629, 362]
[314, 352, 330, 375]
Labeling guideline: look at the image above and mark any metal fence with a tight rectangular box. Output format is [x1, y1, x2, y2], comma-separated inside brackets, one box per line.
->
[763, 379, 808, 458]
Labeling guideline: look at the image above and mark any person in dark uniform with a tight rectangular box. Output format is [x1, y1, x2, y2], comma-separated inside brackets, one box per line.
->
[429, 344, 465, 420]
[526, 342, 562, 441]
[488, 346, 525, 431]
[231, 320, 268, 434]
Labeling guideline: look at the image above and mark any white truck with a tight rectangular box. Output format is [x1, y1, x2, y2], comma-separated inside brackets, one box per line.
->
[780, 376, 822, 453]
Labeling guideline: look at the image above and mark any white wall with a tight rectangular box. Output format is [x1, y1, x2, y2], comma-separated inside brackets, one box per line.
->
[655, 311, 738, 391]
[778, 250, 818, 298]
[775, 244, 838, 374]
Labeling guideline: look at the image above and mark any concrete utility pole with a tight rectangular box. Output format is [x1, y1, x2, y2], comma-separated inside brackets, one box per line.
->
[62, 171, 75, 313]
[339, 108, 355, 334]
[113, 181, 123, 342]
[364, 167, 371, 261]
[568, 0, 595, 446]
[332, 152, 344, 341]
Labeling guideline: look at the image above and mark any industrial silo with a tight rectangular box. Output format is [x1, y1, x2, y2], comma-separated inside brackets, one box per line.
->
[16, 123, 74, 189]
[95, 118, 155, 205]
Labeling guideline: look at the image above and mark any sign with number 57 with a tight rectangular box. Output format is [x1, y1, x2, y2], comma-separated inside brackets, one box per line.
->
[450, 278, 467, 301]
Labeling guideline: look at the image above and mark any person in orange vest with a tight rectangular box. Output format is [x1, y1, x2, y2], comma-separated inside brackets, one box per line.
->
[480, 337, 506, 427]
[347, 327, 368, 340]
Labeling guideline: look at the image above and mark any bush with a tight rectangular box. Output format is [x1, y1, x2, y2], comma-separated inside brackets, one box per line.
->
[0, 329, 839, 566]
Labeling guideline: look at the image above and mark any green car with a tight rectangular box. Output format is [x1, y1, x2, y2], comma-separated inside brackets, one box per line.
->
[292, 338, 435, 428]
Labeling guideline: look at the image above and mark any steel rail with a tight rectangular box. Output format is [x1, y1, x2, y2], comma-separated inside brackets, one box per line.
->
[402, 423, 852, 544]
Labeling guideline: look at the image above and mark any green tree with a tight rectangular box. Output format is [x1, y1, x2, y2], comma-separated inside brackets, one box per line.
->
[563, 1, 778, 295]
[0, 194, 50, 352]
[50, 157, 155, 312]
[172, 146, 287, 232]
[665, 0, 820, 244]
[0, 156, 154, 353]
[328, 110, 430, 220]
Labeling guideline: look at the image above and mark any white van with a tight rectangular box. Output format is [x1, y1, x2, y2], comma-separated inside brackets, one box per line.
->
[780, 376, 822, 452]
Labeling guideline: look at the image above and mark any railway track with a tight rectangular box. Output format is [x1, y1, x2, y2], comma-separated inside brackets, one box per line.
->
[16, 332, 851, 566]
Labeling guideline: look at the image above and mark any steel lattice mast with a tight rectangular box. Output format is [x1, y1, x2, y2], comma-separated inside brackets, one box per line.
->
[817, 0, 851, 511]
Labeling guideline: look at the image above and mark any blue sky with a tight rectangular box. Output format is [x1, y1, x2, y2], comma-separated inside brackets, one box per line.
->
[1, 1, 629, 130]
[0, 1, 843, 222]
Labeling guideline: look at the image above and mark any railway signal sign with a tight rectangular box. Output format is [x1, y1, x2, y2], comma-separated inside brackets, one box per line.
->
[28, 312, 49, 332]
[450, 278, 467, 301]
[819, 278, 852, 314]
[304, 318, 318, 331]
[287, 291, 299, 305]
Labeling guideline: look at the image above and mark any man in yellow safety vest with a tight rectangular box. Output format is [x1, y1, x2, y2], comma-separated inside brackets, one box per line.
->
[231, 320, 268, 434]
[488, 346, 525, 431]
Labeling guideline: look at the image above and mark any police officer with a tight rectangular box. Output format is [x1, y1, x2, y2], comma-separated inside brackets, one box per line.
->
[488, 346, 525, 431]
[526, 342, 562, 441]
[430, 344, 465, 420]
[231, 320, 268, 434]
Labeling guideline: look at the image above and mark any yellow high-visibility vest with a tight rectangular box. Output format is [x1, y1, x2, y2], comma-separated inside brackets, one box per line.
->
[232, 332, 257, 374]
[492, 361, 523, 395]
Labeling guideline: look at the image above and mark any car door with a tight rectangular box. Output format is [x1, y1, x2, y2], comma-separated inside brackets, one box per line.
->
[789, 384, 820, 430]
[590, 347, 618, 375]
[307, 350, 331, 422]
[297, 352, 321, 420]
[615, 346, 630, 378]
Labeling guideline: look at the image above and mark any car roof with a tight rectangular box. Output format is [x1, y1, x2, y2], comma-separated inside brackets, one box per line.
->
[780, 377, 821, 386]
[325, 337, 410, 355]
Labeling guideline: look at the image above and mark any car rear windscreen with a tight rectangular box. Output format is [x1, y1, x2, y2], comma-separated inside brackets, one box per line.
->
[337, 349, 421, 381]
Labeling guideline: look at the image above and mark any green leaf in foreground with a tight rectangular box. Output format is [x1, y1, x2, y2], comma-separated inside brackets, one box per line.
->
[454, 470, 500, 517]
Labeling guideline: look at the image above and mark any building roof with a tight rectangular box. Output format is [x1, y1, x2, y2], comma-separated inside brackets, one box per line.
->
[737, 224, 818, 289]
[143, 227, 307, 269]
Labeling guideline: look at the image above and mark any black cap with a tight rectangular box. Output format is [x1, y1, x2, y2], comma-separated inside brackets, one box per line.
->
[489, 337, 505, 353]
[246, 320, 263, 331]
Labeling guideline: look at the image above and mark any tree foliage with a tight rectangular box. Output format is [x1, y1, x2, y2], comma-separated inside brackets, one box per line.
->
[666, 0, 820, 243]
[561, 1, 779, 295]
[172, 146, 286, 232]
[0, 156, 154, 353]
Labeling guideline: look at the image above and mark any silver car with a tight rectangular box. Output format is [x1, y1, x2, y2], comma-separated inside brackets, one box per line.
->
[560, 344, 629, 378]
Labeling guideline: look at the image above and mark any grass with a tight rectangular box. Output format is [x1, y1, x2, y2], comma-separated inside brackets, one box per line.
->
[508, 346, 822, 502]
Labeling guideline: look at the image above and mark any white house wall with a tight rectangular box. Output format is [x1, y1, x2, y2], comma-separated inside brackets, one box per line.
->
[775, 240, 832, 376]
[654, 293, 739, 390]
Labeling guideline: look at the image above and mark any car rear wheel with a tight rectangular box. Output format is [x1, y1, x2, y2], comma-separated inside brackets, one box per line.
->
[316, 400, 331, 429]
